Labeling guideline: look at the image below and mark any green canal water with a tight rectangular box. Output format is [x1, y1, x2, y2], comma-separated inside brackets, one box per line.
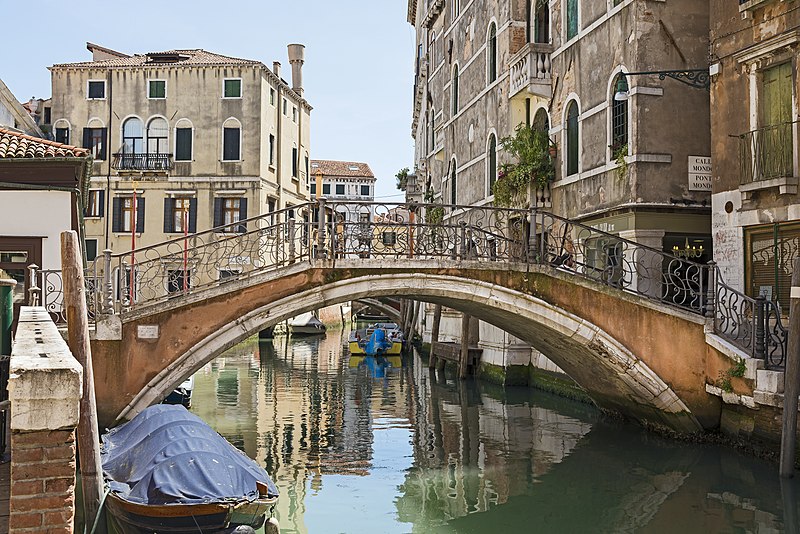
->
[189, 331, 800, 534]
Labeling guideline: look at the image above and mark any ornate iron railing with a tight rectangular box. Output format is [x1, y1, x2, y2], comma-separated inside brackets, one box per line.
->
[739, 121, 795, 185]
[32, 265, 99, 325]
[38, 199, 788, 370]
[112, 153, 174, 172]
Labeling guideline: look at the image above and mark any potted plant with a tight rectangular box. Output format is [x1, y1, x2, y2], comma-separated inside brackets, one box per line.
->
[493, 123, 555, 206]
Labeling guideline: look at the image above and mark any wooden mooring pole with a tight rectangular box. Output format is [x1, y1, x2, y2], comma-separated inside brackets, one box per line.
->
[459, 312, 470, 380]
[61, 231, 105, 532]
[780, 257, 800, 477]
[429, 304, 442, 370]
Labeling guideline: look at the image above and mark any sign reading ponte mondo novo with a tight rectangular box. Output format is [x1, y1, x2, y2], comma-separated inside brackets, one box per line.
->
[688, 156, 712, 191]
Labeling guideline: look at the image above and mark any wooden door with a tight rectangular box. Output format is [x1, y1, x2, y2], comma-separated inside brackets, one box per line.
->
[0, 237, 42, 326]
[760, 62, 793, 178]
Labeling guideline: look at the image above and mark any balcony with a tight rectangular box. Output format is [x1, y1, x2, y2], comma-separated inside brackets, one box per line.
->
[508, 43, 553, 99]
[738, 121, 798, 200]
[112, 153, 174, 172]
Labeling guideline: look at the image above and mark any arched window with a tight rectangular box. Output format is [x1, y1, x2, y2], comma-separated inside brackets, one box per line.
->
[175, 119, 193, 162]
[487, 133, 497, 197]
[566, 101, 579, 176]
[610, 74, 628, 159]
[147, 117, 168, 154]
[533, 108, 550, 132]
[452, 65, 460, 115]
[533, 1, 550, 43]
[429, 106, 435, 153]
[450, 161, 457, 205]
[122, 117, 143, 154]
[222, 118, 242, 161]
[487, 23, 497, 84]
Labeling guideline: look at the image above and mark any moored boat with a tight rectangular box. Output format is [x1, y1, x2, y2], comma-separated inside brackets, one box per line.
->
[288, 311, 327, 337]
[101, 404, 279, 534]
[163, 375, 193, 408]
[349, 322, 404, 356]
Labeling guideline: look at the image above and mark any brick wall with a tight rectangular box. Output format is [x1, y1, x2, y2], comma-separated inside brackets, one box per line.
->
[9, 430, 76, 533]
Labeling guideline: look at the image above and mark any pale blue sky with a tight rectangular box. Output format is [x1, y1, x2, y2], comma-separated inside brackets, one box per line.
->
[0, 0, 415, 201]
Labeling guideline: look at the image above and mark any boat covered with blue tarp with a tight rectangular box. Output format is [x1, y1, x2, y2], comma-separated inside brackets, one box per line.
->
[101, 404, 278, 533]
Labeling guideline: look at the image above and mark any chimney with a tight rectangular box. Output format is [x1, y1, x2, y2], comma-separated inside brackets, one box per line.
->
[287, 44, 305, 96]
[273, 61, 281, 77]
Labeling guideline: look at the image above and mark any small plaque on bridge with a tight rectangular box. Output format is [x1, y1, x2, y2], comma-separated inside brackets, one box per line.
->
[137, 325, 159, 339]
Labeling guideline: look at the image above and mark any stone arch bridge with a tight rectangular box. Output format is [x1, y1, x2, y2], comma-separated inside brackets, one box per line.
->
[69, 200, 780, 432]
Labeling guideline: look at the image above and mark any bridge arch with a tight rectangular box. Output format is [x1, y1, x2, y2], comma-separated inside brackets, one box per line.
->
[107, 267, 708, 434]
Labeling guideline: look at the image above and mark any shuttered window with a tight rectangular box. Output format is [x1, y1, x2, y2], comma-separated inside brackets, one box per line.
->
[745, 221, 800, 311]
[112, 197, 145, 233]
[223, 128, 240, 161]
[175, 128, 192, 161]
[163, 197, 197, 233]
[566, 101, 579, 176]
[213, 197, 247, 233]
[566, 0, 578, 40]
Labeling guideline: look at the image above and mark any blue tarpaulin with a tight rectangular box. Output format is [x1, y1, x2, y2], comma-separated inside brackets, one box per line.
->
[101, 404, 279, 505]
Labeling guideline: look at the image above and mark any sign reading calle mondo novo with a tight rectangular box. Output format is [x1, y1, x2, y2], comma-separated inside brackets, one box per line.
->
[688, 156, 712, 191]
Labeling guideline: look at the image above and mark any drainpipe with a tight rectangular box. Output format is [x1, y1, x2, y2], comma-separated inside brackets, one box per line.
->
[275, 68, 283, 210]
[104, 69, 113, 250]
[0, 270, 15, 357]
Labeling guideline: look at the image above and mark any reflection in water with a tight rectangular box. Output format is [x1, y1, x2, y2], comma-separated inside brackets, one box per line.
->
[191, 332, 800, 534]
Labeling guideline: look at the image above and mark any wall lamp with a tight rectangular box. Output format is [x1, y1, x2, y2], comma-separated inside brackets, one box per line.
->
[614, 69, 710, 101]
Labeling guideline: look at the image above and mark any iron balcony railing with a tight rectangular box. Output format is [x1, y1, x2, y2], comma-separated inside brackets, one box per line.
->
[38, 200, 789, 371]
[739, 121, 796, 185]
[112, 153, 175, 172]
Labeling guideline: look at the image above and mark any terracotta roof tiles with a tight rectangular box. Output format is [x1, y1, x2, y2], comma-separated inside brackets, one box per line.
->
[51, 49, 262, 69]
[0, 128, 89, 159]
[310, 160, 375, 179]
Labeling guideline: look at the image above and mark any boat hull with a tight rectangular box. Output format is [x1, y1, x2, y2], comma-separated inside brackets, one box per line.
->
[349, 340, 402, 355]
[105, 493, 276, 534]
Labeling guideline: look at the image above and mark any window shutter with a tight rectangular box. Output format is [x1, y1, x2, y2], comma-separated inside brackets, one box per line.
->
[112, 197, 122, 233]
[136, 198, 145, 233]
[238, 198, 248, 233]
[292, 148, 298, 177]
[98, 190, 105, 218]
[163, 198, 173, 233]
[223, 128, 240, 161]
[213, 198, 223, 228]
[82, 128, 91, 150]
[189, 198, 198, 233]
[98, 128, 108, 160]
[176, 128, 192, 161]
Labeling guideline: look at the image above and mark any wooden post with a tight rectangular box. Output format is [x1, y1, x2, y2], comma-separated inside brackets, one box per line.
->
[780, 258, 800, 477]
[459, 312, 470, 380]
[429, 304, 442, 370]
[409, 301, 421, 343]
[61, 231, 105, 532]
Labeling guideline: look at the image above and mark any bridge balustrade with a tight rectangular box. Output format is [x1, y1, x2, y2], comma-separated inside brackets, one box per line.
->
[34, 200, 788, 370]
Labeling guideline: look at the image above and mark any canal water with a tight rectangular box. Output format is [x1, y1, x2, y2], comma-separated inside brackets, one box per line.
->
[190, 331, 800, 534]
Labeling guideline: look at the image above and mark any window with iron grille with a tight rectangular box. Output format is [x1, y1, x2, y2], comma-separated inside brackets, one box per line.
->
[487, 134, 497, 195]
[611, 74, 628, 157]
[487, 23, 497, 84]
[566, 101, 579, 176]
[745, 221, 800, 312]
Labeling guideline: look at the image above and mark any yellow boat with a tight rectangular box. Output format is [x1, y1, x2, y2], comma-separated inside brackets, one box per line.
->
[348, 322, 404, 355]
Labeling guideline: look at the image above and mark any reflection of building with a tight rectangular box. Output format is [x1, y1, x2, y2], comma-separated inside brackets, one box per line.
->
[50, 42, 312, 264]
[709, 2, 800, 307]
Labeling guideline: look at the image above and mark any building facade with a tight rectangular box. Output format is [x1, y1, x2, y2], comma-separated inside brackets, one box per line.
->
[407, 0, 713, 382]
[709, 0, 800, 308]
[50, 42, 312, 265]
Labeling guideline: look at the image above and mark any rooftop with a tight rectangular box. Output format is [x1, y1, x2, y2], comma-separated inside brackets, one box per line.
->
[51, 48, 262, 69]
[0, 128, 89, 159]
[310, 160, 375, 179]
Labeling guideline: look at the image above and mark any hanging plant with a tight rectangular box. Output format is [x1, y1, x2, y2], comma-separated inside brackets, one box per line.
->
[612, 143, 628, 181]
[493, 123, 555, 207]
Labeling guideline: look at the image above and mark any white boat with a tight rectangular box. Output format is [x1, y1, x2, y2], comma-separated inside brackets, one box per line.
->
[163, 375, 194, 408]
[288, 312, 327, 337]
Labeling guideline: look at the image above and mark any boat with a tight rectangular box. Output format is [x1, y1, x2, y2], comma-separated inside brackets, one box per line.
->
[101, 404, 279, 534]
[163, 375, 193, 408]
[288, 312, 327, 336]
[349, 322, 404, 356]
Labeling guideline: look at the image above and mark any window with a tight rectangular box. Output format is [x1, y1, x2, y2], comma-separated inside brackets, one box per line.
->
[164, 197, 197, 233]
[82, 127, 107, 160]
[292, 107, 297, 122]
[566, 0, 579, 40]
[429, 108, 435, 152]
[533, 1, 550, 43]
[168, 269, 191, 294]
[610, 74, 628, 159]
[175, 127, 192, 161]
[533, 108, 550, 132]
[219, 269, 239, 282]
[283, 99, 288, 116]
[213, 197, 247, 233]
[269, 134, 275, 166]
[311, 183, 317, 195]
[222, 119, 241, 161]
[335, 184, 345, 195]
[112, 196, 145, 233]
[323, 183, 331, 195]
[147, 117, 169, 154]
[487, 23, 497, 84]
[55, 127, 69, 145]
[566, 101, 580, 176]
[148, 80, 166, 99]
[451, 0, 460, 20]
[223, 78, 242, 98]
[487, 134, 497, 196]
[292, 147, 298, 177]
[85, 239, 98, 262]
[361, 184, 370, 196]
[745, 222, 800, 311]
[87, 80, 105, 99]
[430, 32, 436, 65]
[122, 118, 143, 154]
[452, 65, 460, 115]
[270, 88, 276, 105]
[450, 161, 457, 205]
[86, 190, 105, 218]
[759, 62, 794, 179]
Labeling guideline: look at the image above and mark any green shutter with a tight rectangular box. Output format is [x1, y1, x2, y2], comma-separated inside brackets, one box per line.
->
[567, 0, 578, 40]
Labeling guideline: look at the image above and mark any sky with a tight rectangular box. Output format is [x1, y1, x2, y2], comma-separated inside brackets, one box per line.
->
[0, 0, 416, 201]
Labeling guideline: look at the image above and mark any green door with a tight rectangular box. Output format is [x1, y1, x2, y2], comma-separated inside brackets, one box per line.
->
[760, 63, 793, 178]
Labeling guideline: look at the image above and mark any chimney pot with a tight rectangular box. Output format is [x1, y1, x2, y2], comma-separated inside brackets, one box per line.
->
[273, 61, 281, 77]
[287, 44, 305, 96]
